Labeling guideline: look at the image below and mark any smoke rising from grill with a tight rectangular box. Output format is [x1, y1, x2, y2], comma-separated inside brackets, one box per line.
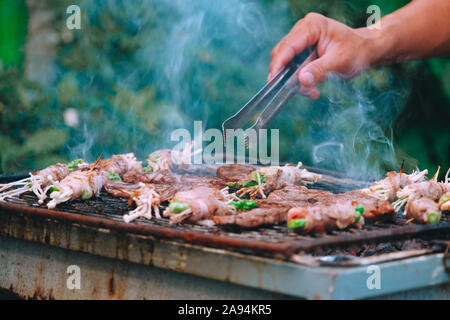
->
[52, 0, 407, 178]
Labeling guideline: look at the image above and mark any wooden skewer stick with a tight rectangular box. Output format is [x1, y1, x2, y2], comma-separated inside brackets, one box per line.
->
[432, 166, 441, 181]
[399, 160, 405, 177]
[117, 188, 132, 196]
[406, 217, 415, 224]
[89, 153, 104, 173]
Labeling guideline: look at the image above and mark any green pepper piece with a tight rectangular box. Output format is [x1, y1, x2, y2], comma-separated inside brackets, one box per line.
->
[243, 180, 257, 187]
[108, 172, 122, 181]
[251, 171, 265, 183]
[49, 186, 59, 193]
[438, 196, 450, 205]
[230, 200, 258, 210]
[169, 201, 189, 213]
[240, 199, 258, 210]
[81, 189, 92, 200]
[226, 180, 256, 189]
[225, 182, 241, 189]
[427, 212, 440, 224]
[355, 204, 365, 214]
[143, 165, 153, 173]
[287, 218, 306, 230]
[67, 159, 83, 170]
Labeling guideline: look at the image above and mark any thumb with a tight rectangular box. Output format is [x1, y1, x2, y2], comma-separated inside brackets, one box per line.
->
[298, 53, 336, 87]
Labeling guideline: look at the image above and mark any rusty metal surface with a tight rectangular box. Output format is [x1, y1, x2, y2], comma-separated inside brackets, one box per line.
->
[0, 236, 293, 300]
[1, 232, 449, 299]
[1, 192, 450, 258]
[1, 216, 449, 300]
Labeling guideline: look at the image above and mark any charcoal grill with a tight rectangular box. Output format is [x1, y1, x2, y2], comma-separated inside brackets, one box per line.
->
[0, 168, 449, 299]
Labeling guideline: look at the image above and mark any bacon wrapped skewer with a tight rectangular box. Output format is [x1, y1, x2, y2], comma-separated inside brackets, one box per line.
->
[0, 160, 85, 203]
[47, 170, 106, 208]
[394, 168, 450, 212]
[360, 169, 428, 202]
[286, 202, 365, 233]
[163, 186, 236, 224]
[145, 149, 174, 172]
[144, 142, 202, 173]
[47, 153, 141, 209]
[405, 197, 441, 224]
[227, 162, 321, 199]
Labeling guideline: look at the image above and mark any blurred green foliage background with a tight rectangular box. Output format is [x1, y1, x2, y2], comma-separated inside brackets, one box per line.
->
[0, 0, 448, 179]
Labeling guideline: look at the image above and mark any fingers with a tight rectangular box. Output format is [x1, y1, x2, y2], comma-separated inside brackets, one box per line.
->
[268, 41, 296, 80]
[268, 13, 325, 81]
[298, 52, 340, 88]
[298, 85, 320, 100]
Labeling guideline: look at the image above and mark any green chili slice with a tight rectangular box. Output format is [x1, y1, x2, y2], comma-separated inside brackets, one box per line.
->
[143, 165, 153, 173]
[108, 172, 122, 181]
[355, 204, 365, 214]
[169, 201, 189, 213]
[427, 212, 440, 224]
[287, 218, 306, 230]
[438, 196, 450, 205]
[67, 159, 83, 170]
[230, 199, 258, 210]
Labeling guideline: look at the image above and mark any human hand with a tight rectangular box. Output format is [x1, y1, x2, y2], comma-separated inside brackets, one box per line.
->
[269, 13, 378, 99]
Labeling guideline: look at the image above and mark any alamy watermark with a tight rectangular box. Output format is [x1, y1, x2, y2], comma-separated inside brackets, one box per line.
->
[170, 121, 279, 165]
[66, 5, 81, 30]
[366, 265, 381, 290]
[367, 5, 381, 30]
[66, 265, 81, 290]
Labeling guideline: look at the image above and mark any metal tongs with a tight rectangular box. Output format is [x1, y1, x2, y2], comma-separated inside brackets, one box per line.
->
[222, 45, 317, 146]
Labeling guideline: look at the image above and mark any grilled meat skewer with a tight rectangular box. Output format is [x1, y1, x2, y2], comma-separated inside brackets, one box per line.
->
[163, 186, 236, 224]
[47, 153, 141, 209]
[394, 169, 450, 212]
[145, 143, 201, 173]
[226, 162, 321, 199]
[287, 201, 365, 233]
[214, 185, 394, 229]
[361, 169, 428, 202]
[0, 160, 85, 203]
[405, 197, 441, 224]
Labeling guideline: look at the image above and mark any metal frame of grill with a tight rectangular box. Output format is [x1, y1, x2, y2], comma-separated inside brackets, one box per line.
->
[1, 193, 450, 258]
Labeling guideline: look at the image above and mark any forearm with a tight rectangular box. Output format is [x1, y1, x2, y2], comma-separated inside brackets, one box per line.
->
[368, 0, 450, 67]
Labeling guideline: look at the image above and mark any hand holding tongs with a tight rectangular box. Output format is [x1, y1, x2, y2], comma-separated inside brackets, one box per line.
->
[222, 45, 317, 146]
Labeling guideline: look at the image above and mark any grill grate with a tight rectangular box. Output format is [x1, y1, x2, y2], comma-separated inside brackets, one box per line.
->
[1, 191, 449, 258]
